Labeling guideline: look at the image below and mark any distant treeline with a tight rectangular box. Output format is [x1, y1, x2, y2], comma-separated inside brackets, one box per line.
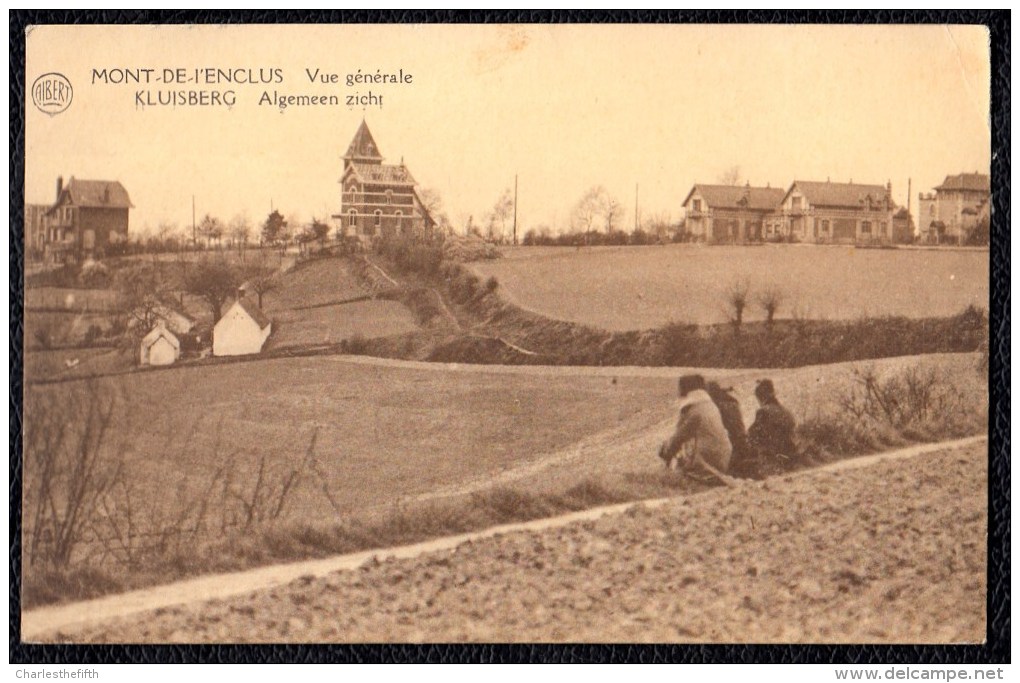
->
[521, 228, 694, 247]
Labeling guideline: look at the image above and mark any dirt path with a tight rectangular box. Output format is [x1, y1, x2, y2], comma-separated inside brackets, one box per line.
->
[27, 436, 986, 643]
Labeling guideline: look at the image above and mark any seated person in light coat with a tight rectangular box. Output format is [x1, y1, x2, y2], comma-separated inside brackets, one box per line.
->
[658, 374, 733, 474]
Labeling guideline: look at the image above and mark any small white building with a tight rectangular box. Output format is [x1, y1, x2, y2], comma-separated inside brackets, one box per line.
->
[213, 297, 272, 356]
[140, 321, 181, 366]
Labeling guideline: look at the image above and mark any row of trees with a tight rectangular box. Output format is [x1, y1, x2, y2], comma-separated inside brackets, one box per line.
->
[131, 210, 335, 256]
[474, 185, 693, 245]
[118, 250, 279, 336]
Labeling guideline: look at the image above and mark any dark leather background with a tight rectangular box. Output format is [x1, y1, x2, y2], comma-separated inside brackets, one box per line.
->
[8, 9, 1010, 665]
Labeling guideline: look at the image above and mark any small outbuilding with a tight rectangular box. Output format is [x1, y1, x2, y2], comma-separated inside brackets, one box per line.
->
[213, 297, 272, 356]
[140, 321, 181, 366]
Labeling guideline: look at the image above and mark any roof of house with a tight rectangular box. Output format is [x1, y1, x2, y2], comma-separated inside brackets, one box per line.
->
[787, 180, 890, 209]
[349, 161, 417, 186]
[141, 322, 180, 350]
[683, 184, 786, 211]
[52, 178, 133, 210]
[344, 120, 384, 162]
[236, 297, 271, 330]
[935, 173, 990, 193]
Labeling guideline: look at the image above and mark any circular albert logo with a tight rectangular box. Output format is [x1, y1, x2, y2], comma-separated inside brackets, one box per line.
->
[31, 72, 73, 116]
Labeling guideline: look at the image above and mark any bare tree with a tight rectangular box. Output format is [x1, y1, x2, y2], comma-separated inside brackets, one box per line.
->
[24, 382, 123, 568]
[757, 285, 786, 330]
[571, 185, 609, 235]
[718, 166, 742, 186]
[490, 188, 514, 243]
[244, 249, 278, 309]
[645, 212, 673, 243]
[115, 264, 171, 338]
[155, 222, 179, 250]
[724, 278, 751, 331]
[418, 187, 452, 236]
[604, 194, 624, 232]
[229, 214, 252, 258]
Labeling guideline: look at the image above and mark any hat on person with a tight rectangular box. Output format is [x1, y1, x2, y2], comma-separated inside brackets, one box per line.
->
[677, 374, 706, 396]
[755, 379, 777, 401]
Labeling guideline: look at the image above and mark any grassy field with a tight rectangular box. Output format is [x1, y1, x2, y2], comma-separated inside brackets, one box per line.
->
[265, 300, 419, 350]
[471, 244, 990, 331]
[22, 357, 676, 530]
[262, 258, 418, 350]
[261, 258, 367, 310]
[21, 352, 987, 604]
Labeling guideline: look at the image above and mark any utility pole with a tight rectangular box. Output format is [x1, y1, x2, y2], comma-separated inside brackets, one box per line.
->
[634, 183, 639, 233]
[513, 174, 519, 246]
[192, 195, 196, 248]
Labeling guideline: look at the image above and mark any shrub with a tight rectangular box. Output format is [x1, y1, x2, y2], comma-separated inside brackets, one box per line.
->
[79, 260, 111, 288]
[798, 363, 982, 459]
[342, 333, 369, 355]
[484, 276, 499, 295]
[83, 324, 103, 345]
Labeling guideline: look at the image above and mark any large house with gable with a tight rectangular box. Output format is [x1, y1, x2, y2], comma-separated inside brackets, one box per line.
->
[776, 180, 897, 244]
[682, 183, 786, 243]
[43, 176, 132, 261]
[336, 121, 434, 241]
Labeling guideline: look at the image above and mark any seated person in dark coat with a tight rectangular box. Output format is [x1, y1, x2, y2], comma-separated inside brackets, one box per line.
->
[705, 381, 757, 479]
[747, 379, 797, 471]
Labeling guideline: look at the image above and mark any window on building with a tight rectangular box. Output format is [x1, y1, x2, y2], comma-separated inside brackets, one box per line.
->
[880, 221, 887, 236]
[692, 199, 702, 212]
[348, 209, 357, 228]
[385, 190, 393, 205]
[792, 196, 803, 210]
[374, 210, 382, 227]
[821, 220, 830, 233]
[930, 205, 936, 216]
[861, 221, 872, 234]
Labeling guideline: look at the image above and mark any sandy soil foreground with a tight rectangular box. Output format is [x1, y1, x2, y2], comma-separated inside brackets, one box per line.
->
[45, 440, 987, 644]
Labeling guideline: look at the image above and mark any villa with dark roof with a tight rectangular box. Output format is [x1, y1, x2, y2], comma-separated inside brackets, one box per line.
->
[44, 176, 133, 260]
[916, 173, 990, 244]
[777, 180, 897, 244]
[336, 121, 434, 240]
[682, 183, 786, 243]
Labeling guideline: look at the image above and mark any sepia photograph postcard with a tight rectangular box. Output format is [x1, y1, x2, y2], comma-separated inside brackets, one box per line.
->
[16, 19, 1000, 651]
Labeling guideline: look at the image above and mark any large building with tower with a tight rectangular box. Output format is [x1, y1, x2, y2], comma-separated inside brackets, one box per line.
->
[335, 121, 434, 241]
[916, 173, 990, 245]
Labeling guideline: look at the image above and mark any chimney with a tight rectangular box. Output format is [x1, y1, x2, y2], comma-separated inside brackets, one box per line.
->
[907, 178, 912, 213]
[56, 176, 63, 198]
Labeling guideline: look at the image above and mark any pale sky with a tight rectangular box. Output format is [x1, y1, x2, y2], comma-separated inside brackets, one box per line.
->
[25, 24, 991, 236]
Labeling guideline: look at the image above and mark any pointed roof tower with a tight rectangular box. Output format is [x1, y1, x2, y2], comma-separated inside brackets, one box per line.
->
[344, 120, 384, 164]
